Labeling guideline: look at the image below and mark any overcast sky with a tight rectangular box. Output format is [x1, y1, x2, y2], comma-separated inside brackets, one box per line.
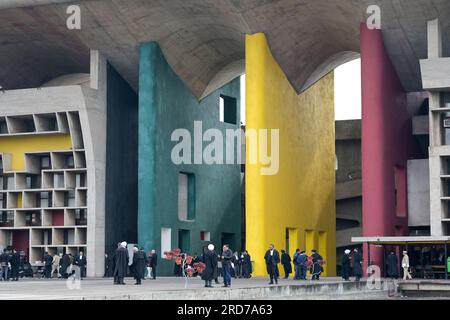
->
[240, 58, 361, 124]
[334, 58, 361, 121]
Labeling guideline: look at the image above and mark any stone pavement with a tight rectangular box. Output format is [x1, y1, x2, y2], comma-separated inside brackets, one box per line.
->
[0, 276, 390, 300]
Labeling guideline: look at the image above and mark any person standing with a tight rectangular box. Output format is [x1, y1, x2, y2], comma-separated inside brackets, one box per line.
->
[264, 244, 280, 285]
[52, 253, 61, 278]
[402, 251, 412, 280]
[131, 246, 146, 285]
[113, 241, 129, 285]
[298, 251, 308, 280]
[43, 252, 53, 279]
[386, 251, 399, 279]
[59, 252, 71, 279]
[241, 250, 252, 278]
[352, 248, 363, 282]
[10, 249, 20, 281]
[341, 249, 351, 281]
[104, 253, 110, 278]
[221, 244, 233, 287]
[293, 249, 300, 280]
[311, 249, 323, 280]
[202, 244, 218, 288]
[75, 251, 87, 278]
[231, 251, 241, 278]
[149, 249, 158, 280]
[280, 250, 292, 279]
[0, 249, 9, 281]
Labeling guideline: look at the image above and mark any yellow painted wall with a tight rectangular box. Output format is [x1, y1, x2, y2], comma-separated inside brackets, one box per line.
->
[245, 33, 336, 276]
[0, 134, 72, 171]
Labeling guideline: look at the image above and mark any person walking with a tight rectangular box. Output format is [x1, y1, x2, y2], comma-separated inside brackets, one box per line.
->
[221, 244, 233, 287]
[310, 249, 323, 280]
[52, 253, 61, 278]
[386, 251, 399, 279]
[402, 251, 412, 280]
[353, 248, 363, 282]
[43, 252, 53, 279]
[241, 250, 252, 278]
[280, 250, 292, 279]
[0, 249, 9, 281]
[264, 244, 280, 285]
[131, 246, 146, 285]
[202, 244, 218, 288]
[341, 249, 351, 281]
[149, 249, 158, 280]
[75, 251, 87, 278]
[113, 241, 129, 285]
[10, 249, 20, 281]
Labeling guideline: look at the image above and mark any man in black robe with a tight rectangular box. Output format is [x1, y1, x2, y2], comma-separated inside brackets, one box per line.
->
[131, 246, 146, 285]
[104, 253, 110, 277]
[202, 244, 218, 287]
[75, 251, 87, 278]
[59, 253, 71, 279]
[241, 250, 252, 278]
[113, 241, 129, 285]
[311, 249, 323, 280]
[264, 244, 280, 285]
[341, 249, 351, 281]
[10, 249, 20, 281]
[280, 250, 292, 279]
[43, 252, 53, 279]
[352, 248, 363, 281]
[386, 251, 399, 279]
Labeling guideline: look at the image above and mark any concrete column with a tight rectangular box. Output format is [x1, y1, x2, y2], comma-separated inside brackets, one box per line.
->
[427, 19, 442, 59]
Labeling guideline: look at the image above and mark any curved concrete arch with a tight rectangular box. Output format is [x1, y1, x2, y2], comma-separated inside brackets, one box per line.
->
[200, 59, 245, 100]
[301, 51, 361, 92]
[0, 0, 448, 98]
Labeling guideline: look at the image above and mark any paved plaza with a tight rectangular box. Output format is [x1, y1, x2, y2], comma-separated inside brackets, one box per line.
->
[0, 277, 372, 300]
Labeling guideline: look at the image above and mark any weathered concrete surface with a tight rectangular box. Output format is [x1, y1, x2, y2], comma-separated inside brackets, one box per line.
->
[0, 277, 390, 300]
[0, 0, 449, 98]
[399, 280, 450, 298]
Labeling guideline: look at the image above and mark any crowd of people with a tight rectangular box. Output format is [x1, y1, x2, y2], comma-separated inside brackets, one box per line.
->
[0, 242, 329, 286]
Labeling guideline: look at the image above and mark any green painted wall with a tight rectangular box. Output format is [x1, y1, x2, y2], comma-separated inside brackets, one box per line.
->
[138, 42, 242, 275]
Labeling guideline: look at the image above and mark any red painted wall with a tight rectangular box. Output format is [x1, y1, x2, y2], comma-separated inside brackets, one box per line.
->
[12, 230, 29, 257]
[52, 210, 64, 226]
[361, 24, 414, 271]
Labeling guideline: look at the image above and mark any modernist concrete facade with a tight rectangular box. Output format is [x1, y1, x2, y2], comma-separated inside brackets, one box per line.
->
[246, 33, 336, 276]
[138, 43, 242, 276]
[0, 51, 138, 277]
[335, 120, 362, 272]
[0, 1, 449, 278]
[421, 19, 450, 237]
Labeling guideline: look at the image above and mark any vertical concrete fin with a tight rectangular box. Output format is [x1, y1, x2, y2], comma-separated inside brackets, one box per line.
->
[90, 50, 100, 90]
[427, 19, 442, 59]
[138, 42, 158, 252]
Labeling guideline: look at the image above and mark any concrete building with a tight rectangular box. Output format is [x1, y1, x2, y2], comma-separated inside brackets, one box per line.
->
[335, 120, 362, 273]
[0, 1, 450, 276]
[0, 51, 138, 277]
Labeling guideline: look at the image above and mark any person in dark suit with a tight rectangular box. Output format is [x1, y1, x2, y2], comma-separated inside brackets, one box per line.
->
[149, 249, 158, 279]
[241, 250, 252, 278]
[264, 244, 280, 285]
[131, 246, 146, 285]
[281, 250, 292, 279]
[75, 251, 87, 278]
[43, 252, 53, 279]
[10, 249, 20, 281]
[386, 251, 399, 279]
